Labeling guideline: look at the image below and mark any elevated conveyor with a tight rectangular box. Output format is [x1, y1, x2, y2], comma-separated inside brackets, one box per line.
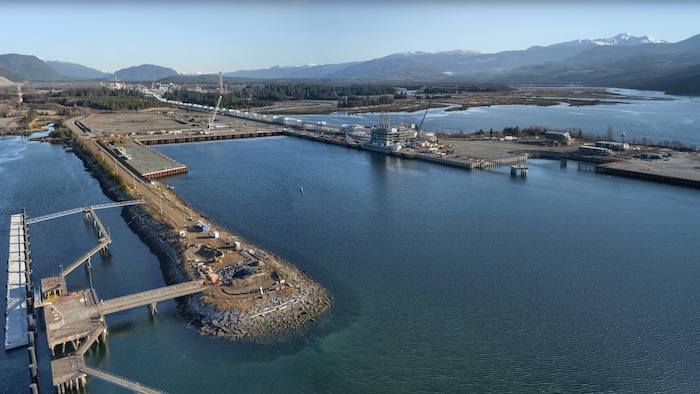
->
[79, 365, 169, 394]
[99, 280, 205, 315]
[26, 200, 145, 225]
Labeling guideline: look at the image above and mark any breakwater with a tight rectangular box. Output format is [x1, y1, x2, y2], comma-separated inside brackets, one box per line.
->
[72, 133, 331, 344]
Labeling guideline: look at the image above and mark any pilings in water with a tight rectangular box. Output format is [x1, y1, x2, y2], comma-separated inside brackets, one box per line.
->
[595, 166, 700, 189]
[578, 162, 597, 172]
[55, 372, 88, 394]
[138, 130, 285, 145]
[83, 208, 110, 254]
[27, 314, 40, 389]
[510, 165, 528, 177]
[415, 153, 477, 169]
[480, 154, 529, 170]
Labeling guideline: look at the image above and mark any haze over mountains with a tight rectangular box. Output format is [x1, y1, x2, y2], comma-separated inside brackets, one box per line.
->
[1, 33, 699, 95]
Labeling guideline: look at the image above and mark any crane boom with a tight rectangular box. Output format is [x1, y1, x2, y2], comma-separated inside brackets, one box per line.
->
[417, 100, 432, 132]
[208, 72, 224, 132]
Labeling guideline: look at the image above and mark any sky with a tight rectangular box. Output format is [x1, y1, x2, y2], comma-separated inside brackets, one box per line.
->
[2, 0, 700, 75]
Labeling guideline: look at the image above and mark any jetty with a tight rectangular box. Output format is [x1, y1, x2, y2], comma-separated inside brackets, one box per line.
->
[4, 209, 31, 350]
[12, 203, 209, 393]
[45, 281, 205, 393]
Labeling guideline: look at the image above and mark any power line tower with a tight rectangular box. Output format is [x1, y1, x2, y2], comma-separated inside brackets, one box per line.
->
[17, 84, 23, 106]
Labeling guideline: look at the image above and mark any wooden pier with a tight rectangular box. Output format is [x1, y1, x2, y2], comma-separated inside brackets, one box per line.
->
[15, 202, 196, 393]
[44, 281, 205, 392]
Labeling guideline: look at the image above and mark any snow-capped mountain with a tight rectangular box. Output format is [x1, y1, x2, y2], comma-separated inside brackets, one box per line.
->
[225, 33, 674, 80]
[591, 33, 667, 46]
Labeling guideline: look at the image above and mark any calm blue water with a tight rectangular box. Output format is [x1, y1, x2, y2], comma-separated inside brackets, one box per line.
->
[293, 89, 700, 148]
[1, 98, 700, 393]
[153, 137, 700, 393]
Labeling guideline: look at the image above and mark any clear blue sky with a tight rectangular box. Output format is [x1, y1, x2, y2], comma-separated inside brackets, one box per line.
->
[2, 1, 699, 74]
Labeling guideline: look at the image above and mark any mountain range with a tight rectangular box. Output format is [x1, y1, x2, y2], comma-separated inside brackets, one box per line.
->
[1, 33, 699, 95]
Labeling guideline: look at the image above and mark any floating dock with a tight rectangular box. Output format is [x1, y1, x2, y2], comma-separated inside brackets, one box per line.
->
[5, 210, 31, 350]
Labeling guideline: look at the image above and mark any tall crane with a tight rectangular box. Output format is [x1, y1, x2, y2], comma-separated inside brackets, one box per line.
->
[417, 100, 432, 132]
[208, 72, 224, 133]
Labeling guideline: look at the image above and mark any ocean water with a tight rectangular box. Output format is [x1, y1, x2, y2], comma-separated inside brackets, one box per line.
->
[1, 101, 700, 392]
[152, 137, 700, 393]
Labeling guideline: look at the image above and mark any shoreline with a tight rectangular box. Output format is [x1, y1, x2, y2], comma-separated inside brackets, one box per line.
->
[69, 132, 332, 342]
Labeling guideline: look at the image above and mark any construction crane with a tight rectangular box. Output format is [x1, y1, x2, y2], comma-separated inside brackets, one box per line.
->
[417, 100, 432, 132]
[208, 72, 224, 133]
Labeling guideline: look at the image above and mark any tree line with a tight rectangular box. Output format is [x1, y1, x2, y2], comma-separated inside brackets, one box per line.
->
[421, 85, 511, 94]
[164, 83, 397, 109]
[337, 95, 394, 108]
[24, 87, 164, 111]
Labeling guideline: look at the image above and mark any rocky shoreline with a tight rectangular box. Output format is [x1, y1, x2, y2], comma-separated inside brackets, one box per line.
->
[71, 139, 331, 341]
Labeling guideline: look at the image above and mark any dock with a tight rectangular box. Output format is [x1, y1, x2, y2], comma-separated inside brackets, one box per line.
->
[5, 210, 31, 350]
[45, 282, 205, 392]
[96, 139, 188, 180]
[9, 202, 203, 393]
[136, 129, 285, 145]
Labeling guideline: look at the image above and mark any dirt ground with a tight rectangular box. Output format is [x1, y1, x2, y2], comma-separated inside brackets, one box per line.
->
[81, 109, 207, 134]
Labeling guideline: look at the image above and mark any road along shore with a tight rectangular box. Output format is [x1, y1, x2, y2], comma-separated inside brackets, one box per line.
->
[68, 128, 331, 342]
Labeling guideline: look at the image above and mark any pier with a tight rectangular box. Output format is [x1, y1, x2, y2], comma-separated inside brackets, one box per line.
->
[44, 281, 205, 356]
[4, 209, 32, 350]
[96, 139, 188, 181]
[10, 201, 206, 393]
[46, 282, 205, 392]
[46, 281, 205, 392]
[137, 129, 285, 145]
[510, 165, 528, 177]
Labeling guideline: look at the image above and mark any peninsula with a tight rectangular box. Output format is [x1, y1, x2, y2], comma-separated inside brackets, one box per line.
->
[65, 118, 332, 341]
